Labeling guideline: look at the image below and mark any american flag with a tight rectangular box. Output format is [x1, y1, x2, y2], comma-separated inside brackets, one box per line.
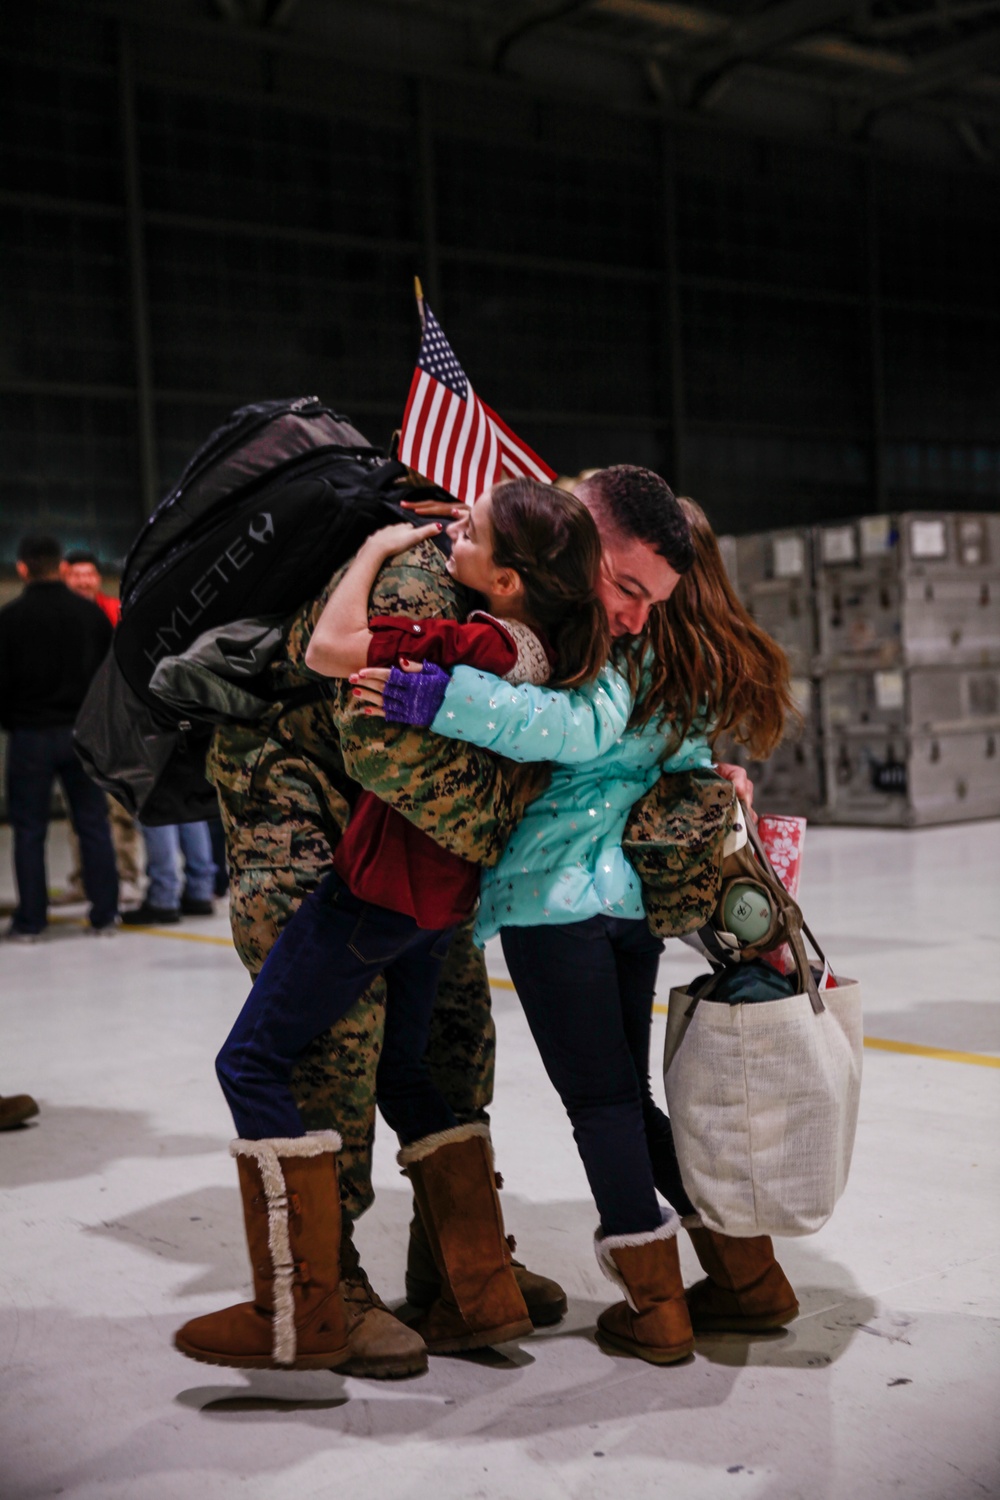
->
[398, 303, 556, 505]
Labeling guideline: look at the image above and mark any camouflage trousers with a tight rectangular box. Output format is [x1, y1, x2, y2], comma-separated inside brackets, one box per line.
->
[220, 799, 495, 1224]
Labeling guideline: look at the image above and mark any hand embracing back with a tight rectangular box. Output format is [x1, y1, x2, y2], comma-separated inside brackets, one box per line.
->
[363, 521, 443, 562]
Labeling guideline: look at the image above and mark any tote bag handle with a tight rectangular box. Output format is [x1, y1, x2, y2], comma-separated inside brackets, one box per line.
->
[679, 801, 829, 1036]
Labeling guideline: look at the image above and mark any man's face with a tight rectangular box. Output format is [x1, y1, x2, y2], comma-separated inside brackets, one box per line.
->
[63, 561, 101, 601]
[596, 532, 682, 638]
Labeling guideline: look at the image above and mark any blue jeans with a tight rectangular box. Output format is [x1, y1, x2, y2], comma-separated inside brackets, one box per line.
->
[6, 726, 118, 933]
[216, 871, 459, 1143]
[501, 915, 694, 1237]
[140, 821, 216, 909]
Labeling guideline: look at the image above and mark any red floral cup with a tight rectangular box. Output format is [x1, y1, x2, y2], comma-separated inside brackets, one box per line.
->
[757, 814, 806, 976]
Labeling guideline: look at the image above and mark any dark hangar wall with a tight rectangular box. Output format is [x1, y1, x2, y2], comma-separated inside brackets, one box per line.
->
[1, 0, 999, 565]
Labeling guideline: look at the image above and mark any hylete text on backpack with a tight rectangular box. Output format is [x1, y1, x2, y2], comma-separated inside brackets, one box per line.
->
[74, 396, 451, 823]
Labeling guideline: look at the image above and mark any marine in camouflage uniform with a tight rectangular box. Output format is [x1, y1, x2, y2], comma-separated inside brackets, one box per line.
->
[208, 537, 523, 1225]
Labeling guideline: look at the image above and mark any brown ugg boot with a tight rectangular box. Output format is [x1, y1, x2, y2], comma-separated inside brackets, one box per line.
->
[595, 1211, 695, 1366]
[339, 1229, 428, 1379]
[174, 1132, 351, 1370]
[404, 1202, 568, 1328]
[0, 1094, 39, 1130]
[399, 1124, 533, 1353]
[686, 1226, 799, 1333]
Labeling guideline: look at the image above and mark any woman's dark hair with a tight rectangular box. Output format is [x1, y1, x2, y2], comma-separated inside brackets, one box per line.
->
[489, 477, 609, 689]
[619, 496, 798, 760]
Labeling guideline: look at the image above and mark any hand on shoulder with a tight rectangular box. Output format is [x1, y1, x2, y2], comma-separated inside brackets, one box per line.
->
[362, 522, 442, 561]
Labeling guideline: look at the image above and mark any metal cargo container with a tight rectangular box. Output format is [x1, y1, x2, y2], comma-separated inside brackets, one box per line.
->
[816, 572, 1000, 669]
[814, 512, 1000, 670]
[735, 530, 817, 675]
[823, 724, 1000, 826]
[816, 512, 999, 580]
[717, 533, 738, 587]
[821, 665, 1000, 735]
[734, 529, 812, 590]
[736, 734, 826, 818]
[721, 678, 824, 817]
[745, 580, 817, 676]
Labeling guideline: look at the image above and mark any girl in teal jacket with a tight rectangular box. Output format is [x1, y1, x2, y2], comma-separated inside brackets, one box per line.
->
[361, 497, 794, 1366]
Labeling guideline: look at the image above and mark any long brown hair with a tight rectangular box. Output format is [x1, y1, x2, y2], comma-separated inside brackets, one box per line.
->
[489, 478, 609, 688]
[618, 497, 797, 759]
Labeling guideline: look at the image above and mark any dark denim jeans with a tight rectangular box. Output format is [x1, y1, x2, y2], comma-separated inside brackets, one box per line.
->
[216, 871, 459, 1143]
[6, 726, 118, 933]
[501, 914, 694, 1237]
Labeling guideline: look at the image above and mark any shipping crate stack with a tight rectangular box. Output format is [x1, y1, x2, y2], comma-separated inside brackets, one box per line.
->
[815, 511, 1000, 826]
[724, 528, 826, 816]
[719, 511, 1000, 826]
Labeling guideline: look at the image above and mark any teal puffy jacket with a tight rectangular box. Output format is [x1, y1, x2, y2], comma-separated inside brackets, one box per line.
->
[429, 662, 714, 945]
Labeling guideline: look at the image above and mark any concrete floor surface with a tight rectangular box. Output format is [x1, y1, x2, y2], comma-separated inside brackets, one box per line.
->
[1, 820, 998, 1500]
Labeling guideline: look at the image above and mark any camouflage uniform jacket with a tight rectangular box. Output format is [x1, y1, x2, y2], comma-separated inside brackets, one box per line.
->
[207, 537, 526, 880]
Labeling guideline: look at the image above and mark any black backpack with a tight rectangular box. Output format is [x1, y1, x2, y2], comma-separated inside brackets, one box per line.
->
[75, 396, 447, 823]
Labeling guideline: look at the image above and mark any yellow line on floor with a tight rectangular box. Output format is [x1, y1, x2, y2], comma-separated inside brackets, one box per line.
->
[861, 1036, 1000, 1069]
[120, 925, 235, 946]
[115, 930, 998, 1069]
[650, 1002, 1000, 1069]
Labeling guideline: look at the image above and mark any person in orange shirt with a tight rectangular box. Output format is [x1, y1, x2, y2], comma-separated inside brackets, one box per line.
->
[61, 549, 121, 627]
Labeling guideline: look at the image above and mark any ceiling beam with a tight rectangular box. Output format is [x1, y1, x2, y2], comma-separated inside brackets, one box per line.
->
[487, 0, 595, 69]
[212, 0, 299, 25]
[848, 21, 1000, 127]
[673, 0, 860, 105]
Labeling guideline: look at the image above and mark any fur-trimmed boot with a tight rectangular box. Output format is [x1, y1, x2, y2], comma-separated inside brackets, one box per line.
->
[595, 1209, 696, 1365]
[174, 1132, 351, 1370]
[686, 1226, 798, 1333]
[339, 1228, 428, 1379]
[404, 1199, 568, 1328]
[398, 1123, 533, 1353]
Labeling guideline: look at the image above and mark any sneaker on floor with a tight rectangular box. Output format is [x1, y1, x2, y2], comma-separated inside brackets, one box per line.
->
[49, 886, 85, 907]
[118, 881, 144, 907]
[121, 903, 181, 926]
[180, 895, 214, 916]
[89, 918, 121, 937]
[4, 924, 43, 944]
[0, 1094, 40, 1130]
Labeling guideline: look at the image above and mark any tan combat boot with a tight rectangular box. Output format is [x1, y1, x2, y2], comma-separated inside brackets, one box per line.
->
[339, 1230, 428, 1379]
[686, 1226, 799, 1333]
[405, 1195, 568, 1327]
[595, 1212, 696, 1365]
[174, 1132, 351, 1370]
[399, 1123, 533, 1353]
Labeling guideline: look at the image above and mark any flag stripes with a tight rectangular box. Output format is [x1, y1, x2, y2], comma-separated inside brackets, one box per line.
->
[397, 303, 556, 505]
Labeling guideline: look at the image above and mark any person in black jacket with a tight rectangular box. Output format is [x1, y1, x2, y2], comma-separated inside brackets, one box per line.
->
[0, 535, 119, 939]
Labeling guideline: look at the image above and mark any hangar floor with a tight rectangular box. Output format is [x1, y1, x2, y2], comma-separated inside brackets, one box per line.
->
[1, 819, 998, 1500]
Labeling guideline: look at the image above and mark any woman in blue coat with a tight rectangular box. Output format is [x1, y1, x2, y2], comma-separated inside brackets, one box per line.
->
[357, 497, 796, 1365]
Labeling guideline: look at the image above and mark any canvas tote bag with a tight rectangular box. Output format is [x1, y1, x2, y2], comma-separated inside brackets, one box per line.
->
[663, 816, 863, 1237]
